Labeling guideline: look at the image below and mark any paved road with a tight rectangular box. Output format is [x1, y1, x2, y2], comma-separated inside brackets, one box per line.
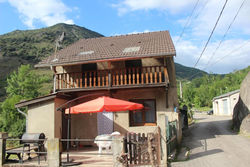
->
[171, 113, 250, 167]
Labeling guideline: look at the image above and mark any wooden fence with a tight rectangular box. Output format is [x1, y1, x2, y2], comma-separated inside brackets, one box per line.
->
[123, 127, 161, 166]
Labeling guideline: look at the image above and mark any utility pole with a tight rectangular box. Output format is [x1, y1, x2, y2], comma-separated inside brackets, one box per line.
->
[180, 81, 183, 99]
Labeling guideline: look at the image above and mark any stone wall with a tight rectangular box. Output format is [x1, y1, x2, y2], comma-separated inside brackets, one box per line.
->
[233, 72, 250, 133]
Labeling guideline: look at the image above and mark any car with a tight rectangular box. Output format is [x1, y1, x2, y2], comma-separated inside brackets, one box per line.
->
[207, 110, 213, 115]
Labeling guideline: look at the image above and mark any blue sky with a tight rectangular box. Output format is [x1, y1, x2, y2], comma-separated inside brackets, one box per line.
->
[0, 0, 250, 74]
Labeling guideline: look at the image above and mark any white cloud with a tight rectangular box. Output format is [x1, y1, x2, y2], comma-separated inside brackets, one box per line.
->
[186, 0, 250, 37]
[113, 0, 250, 73]
[128, 29, 150, 34]
[112, 0, 196, 15]
[111, 29, 151, 36]
[7, 0, 74, 28]
[175, 38, 250, 74]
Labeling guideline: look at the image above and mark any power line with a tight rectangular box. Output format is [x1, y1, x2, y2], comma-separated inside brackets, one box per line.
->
[186, 40, 250, 80]
[194, 0, 209, 20]
[176, 0, 200, 44]
[210, 40, 250, 67]
[193, 0, 229, 68]
[183, 0, 247, 80]
[205, 0, 246, 67]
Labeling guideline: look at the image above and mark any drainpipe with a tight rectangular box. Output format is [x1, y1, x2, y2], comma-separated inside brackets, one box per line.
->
[53, 74, 56, 93]
[17, 107, 28, 133]
[51, 65, 57, 93]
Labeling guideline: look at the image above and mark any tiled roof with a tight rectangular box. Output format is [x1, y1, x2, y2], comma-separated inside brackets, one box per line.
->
[36, 30, 176, 67]
[213, 89, 240, 100]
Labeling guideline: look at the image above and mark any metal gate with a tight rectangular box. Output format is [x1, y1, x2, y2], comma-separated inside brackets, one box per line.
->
[166, 120, 177, 155]
[123, 127, 161, 166]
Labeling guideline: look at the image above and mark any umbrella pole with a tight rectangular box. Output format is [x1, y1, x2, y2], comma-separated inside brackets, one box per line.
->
[66, 106, 71, 162]
[62, 107, 81, 166]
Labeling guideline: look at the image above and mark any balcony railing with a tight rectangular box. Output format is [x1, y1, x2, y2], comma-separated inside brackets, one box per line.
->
[55, 66, 169, 90]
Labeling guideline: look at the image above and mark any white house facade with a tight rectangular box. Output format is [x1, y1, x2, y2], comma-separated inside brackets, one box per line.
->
[212, 90, 240, 116]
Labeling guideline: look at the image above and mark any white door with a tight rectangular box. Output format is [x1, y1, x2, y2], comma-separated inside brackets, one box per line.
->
[223, 99, 228, 115]
[97, 111, 113, 135]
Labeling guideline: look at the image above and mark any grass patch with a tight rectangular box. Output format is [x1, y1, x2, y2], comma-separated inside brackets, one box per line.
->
[192, 107, 211, 112]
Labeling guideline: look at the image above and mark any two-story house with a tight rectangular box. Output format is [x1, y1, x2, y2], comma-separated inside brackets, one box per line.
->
[15, 30, 181, 146]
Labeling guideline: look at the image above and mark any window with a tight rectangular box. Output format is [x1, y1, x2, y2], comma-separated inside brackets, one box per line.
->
[129, 99, 156, 126]
[125, 59, 142, 68]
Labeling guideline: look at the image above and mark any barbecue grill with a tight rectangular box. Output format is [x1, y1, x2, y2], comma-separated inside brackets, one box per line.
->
[21, 133, 45, 145]
[20, 133, 46, 163]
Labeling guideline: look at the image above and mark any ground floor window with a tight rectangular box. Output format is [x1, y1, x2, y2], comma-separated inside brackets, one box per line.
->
[129, 99, 156, 126]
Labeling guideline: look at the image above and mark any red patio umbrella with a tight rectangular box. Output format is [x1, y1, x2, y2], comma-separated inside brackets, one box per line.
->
[62, 96, 143, 165]
[65, 96, 144, 114]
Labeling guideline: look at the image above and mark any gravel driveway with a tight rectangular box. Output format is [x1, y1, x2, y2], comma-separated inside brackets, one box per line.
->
[171, 113, 250, 167]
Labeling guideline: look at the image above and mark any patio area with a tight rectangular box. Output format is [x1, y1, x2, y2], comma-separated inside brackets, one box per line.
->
[3, 146, 113, 167]
[61, 146, 113, 167]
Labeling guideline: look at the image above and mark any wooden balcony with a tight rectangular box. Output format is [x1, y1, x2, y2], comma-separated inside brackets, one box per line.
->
[55, 66, 169, 91]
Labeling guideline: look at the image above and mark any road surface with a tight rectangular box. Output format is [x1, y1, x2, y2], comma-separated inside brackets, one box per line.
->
[171, 113, 250, 167]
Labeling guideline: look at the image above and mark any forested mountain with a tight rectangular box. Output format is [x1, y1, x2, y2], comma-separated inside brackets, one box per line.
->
[175, 63, 207, 80]
[0, 23, 103, 101]
[180, 66, 250, 109]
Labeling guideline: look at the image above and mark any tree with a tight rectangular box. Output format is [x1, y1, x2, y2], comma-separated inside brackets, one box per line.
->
[6, 64, 40, 99]
[0, 65, 42, 137]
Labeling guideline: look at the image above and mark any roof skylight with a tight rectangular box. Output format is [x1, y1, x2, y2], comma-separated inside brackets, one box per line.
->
[123, 46, 140, 53]
[78, 50, 94, 55]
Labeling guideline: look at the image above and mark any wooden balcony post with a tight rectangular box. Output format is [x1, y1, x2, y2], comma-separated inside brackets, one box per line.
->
[72, 73, 75, 88]
[59, 74, 62, 89]
[164, 66, 169, 84]
[136, 68, 140, 84]
[106, 71, 108, 86]
[116, 70, 119, 86]
[159, 67, 162, 83]
[120, 69, 124, 85]
[68, 73, 71, 88]
[84, 72, 87, 88]
[93, 71, 96, 87]
[108, 71, 112, 87]
[112, 71, 115, 86]
[145, 67, 149, 84]
[89, 72, 92, 87]
[154, 67, 158, 83]
[150, 67, 153, 84]
[132, 68, 135, 84]
[141, 67, 144, 84]
[75, 73, 78, 88]
[97, 71, 100, 87]
[62, 73, 67, 88]
[124, 69, 127, 85]
[57, 74, 60, 90]
[102, 71, 106, 86]
[80, 73, 83, 88]
[128, 68, 131, 85]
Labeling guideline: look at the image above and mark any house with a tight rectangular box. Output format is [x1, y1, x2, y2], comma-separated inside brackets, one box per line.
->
[15, 31, 181, 147]
[212, 89, 240, 116]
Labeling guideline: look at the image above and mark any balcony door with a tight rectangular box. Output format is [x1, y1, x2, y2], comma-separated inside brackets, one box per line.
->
[82, 63, 97, 87]
[125, 60, 142, 84]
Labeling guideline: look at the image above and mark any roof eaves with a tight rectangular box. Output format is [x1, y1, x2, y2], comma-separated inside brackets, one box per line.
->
[34, 63, 51, 68]
[50, 52, 176, 67]
[15, 93, 57, 108]
[212, 89, 240, 101]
